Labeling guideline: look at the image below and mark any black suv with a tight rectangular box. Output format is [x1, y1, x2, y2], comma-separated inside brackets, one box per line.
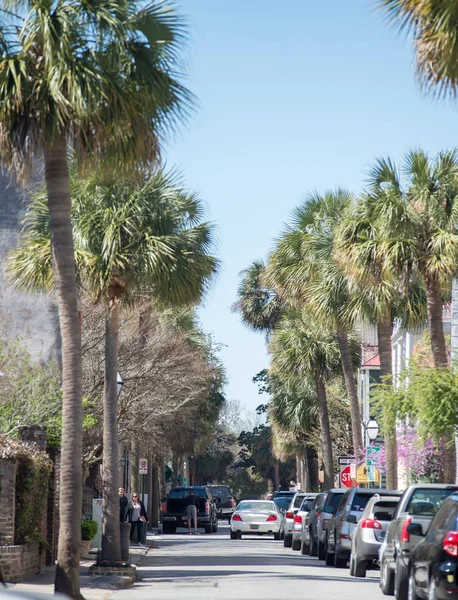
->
[162, 486, 218, 534]
[207, 485, 236, 523]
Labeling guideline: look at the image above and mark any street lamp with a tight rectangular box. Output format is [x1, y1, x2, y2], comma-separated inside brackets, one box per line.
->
[117, 371, 124, 398]
[365, 417, 380, 442]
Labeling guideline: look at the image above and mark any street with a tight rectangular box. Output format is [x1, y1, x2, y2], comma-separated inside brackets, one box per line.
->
[115, 523, 386, 600]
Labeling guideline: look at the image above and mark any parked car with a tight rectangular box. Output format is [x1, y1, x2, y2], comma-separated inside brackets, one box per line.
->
[379, 483, 458, 600]
[291, 494, 318, 551]
[282, 493, 306, 548]
[349, 494, 401, 578]
[301, 492, 327, 557]
[273, 492, 296, 525]
[316, 489, 345, 560]
[230, 499, 282, 540]
[207, 485, 236, 523]
[162, 486, 218, 534]
[326, 487, 401, 568]
[408, 494, 458, 600]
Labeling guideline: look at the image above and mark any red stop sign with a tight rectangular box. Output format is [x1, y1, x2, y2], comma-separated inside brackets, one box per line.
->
[340, 465, 355, 488]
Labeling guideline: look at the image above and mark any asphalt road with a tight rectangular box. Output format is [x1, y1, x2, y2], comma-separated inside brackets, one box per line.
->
[114, 523, 388, 600]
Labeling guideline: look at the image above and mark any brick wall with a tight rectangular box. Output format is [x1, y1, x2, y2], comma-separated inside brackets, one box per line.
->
[0, 542, 40, 582]
[0, 459, 16, 544]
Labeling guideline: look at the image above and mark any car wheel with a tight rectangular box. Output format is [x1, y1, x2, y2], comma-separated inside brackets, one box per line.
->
[292, 538, 301, 551]
[428, 576, 437, 600]
[349, 553, 355, 577]
[274, 531, 281, 540]
[228, 517, 231, 525]
[301, 538, 309, 555]
[318, 538, 326, 560]
[309, 531, 317, 557]
[204, 524, 212, 534]
[353, 555, 367, 578]
[334, 543, 347, 569]
[284, 534, 292, 548]
[380, 556, 395, 596]
[213, 520, 218, 533]
[395, 557, 409, 600]
[408, 570, 418, 600]
[238, 532, 242, 539]
[230, 530, 238, 540]
[325, 538, 334, 567]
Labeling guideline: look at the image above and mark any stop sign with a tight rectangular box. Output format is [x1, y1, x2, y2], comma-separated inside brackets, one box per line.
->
[340, 465, 355, 488]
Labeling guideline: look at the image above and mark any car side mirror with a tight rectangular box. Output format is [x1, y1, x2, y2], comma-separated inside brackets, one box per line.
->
[324, 505, 333, 514]
[407, 523, 424, 537]
[347, 515, 357, 524]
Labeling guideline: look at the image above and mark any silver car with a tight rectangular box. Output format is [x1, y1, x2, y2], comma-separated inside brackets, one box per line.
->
[316, 489, 345, 560]
[291, 494, 318, 551]
[349, 494, 400, 578]
[282, 492, 305, 548]
[230, 500, 282, 539]
[301, 492, 327, 556]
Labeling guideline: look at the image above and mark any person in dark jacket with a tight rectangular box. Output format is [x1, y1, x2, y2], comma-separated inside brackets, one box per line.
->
[119, 487, 128, 523]
[127, 492, 148, 545]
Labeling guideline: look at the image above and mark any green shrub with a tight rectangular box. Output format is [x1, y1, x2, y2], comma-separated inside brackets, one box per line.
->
[81, 520, 98, 541]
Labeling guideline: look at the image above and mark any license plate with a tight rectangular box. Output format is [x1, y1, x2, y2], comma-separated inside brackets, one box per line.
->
[250, 524, 259, 530]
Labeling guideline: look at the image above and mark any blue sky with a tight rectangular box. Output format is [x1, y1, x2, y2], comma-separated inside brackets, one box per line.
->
[166, 0, 458, 412]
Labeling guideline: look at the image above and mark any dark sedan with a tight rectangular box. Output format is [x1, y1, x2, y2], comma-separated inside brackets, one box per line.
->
[409, 494, 458, 600]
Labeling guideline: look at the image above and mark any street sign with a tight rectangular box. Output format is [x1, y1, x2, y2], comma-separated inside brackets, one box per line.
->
[183, 477, 187, 486]
[340, 465, 356, 488]
[338, 455, 355, 466]
[356, 463, 380, 484]
[139, 458, 148, 475]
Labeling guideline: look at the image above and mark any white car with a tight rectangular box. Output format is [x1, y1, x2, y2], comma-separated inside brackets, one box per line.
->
[230, 500, 282, 540]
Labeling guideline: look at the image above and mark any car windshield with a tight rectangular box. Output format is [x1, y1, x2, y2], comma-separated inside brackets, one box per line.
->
[238, 501, 275, 512]
[274, 497, 292, 511]
[168, 488, 207, 499]
[293, 495, 305, 508]
[210, 486, 232, 498]
[328, 493, 344, 510]
[351, 493, 373, 512]
[406, 488, 458, 516]
[300, 499, 314, 511]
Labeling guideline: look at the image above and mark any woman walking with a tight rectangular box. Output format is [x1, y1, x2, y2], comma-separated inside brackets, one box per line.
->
[127, 492, 148, 546]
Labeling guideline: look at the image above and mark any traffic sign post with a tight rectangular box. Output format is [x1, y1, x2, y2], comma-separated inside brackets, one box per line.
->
[339, 465, 356, 488]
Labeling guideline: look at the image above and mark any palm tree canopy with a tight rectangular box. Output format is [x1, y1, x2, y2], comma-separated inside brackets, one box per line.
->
[268, 374, 318, 434]
[379, 0, 458, 96]
[269, 309, 356, 381]
[234, 259, 284, 333]
[9, 170, 219, 306]
[0, 0, 191, 177]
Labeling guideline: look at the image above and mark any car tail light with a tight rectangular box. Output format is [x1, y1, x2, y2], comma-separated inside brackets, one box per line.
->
[361, 518, 383, 530]
[266, 514, 278, 522]
[161, 501, 167, 512]
[230, 498, 234, 507]
[205, 501, 210, 512]
[286, 511, 294, 520]
[400, 518, 412, 543]
[443, 531, 458, 557]
[232, 513, 243, 521]
[294, 515, 302, 525]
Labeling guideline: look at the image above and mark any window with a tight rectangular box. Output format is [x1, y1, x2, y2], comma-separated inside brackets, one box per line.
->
[274, 497, 292, 511]
[429, 499, 458, 531]
[406, 488, 458, 516]
[168, 488, 208, 499]
[210, 486, 232, 498]
[351, 493, 373, 512]
[300, 499, 314, 511]
[238, 501, 275, 512]
[294, 495, 305, 508]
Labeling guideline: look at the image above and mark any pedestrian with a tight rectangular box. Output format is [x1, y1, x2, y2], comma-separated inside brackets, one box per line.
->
[185, 489, 199, 535]
[127, 492, 148, 546]
[119, 487, 128, 523]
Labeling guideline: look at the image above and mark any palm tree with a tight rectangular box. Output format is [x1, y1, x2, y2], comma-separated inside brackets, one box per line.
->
[0, 2, 190, 594]
[234, 260, 284, 334]
[267, 191, 363, 459]
[269, 309, 344, 490]
[356, 151, 458, 482]
[10, 169, 218, 564]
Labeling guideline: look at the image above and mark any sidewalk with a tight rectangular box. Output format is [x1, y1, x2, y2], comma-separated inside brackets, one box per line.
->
[7, 543, 154, 600]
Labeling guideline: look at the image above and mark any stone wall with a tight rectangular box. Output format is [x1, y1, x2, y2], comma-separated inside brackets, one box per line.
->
[0, 458, 16, 544]
[0, 542, 40, 582]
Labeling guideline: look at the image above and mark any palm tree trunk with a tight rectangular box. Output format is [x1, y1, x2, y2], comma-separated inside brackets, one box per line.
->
[101, 300, 121, 564]
[273, 459, 280, 490]
[377, 315, 398, 490]
[337, 329, 363, 457]
[425, 275, 456, 483]
[314, 375, 334, 490]
[45, 138, 83, 599]
[302, 448, 310, 491]
[296, 454, 302, 489]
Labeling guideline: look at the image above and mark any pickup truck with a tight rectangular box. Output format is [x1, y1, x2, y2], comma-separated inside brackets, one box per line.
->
[207, 485, 236, 523]
[162, 486, 218, 534]
[380, 483, 458, 600]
